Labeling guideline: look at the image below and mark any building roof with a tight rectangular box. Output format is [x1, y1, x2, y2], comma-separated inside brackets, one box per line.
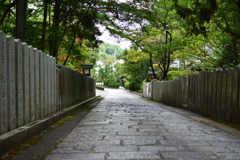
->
[83, 64, 94, 69]
[148, 70, 159, 74]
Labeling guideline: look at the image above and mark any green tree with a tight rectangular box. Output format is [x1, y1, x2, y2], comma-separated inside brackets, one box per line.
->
[174, 0, 240, 68]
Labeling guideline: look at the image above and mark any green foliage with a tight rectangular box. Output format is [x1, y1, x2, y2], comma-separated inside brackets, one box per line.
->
[115, 83, 120, 88]
[99, 52, 113, 60]
[167, 68, 198, 80]
[124, 81, 141, 91]
[174, 0, 240, 68]
[96, 86, 104, 90]
[124, 82, 130, 90]
[0, 0, 134, 68]
[143, 78, 150, 83]
[2, 0, 239, 80]
[98, 43, 124, 60]
[122, 79, 127, 87]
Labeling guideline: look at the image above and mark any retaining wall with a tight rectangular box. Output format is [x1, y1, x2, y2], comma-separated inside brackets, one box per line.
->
[143, 67, 240, 124]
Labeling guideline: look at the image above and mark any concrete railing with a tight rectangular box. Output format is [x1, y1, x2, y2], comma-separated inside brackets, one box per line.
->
[96, 82, 104, 86]
[0, 31, 95, 135]
[143, 67, 240, 124]
[143, 82, 151, 99]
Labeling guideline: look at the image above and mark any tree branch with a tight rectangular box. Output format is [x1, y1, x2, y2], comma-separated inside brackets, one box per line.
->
[0, 0, 16, 25]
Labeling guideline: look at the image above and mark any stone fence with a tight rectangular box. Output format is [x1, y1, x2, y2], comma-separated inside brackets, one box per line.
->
[143, 67, 240, 124]
[0, 31, 95, 135]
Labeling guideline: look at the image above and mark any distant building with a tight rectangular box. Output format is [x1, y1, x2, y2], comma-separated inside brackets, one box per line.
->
[148, 70, 159, 79]
[78, 64, 94, 76]
[170, 59, 180, 68]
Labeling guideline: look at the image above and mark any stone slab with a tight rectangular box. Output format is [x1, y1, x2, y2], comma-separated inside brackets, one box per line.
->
[22, 42, 30, 124]
[45, 153, 105, 160]
[29, 46, 35, 122]
[15, 39, 24, 127]
[94, 145, 138, 153]
[107, 152, 160, 159]
[6, 35, 17, 131]
[0, 31, 7, 134]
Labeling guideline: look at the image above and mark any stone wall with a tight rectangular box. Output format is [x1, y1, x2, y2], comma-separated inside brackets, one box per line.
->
[0, 31, 95, 135]
[57, 65, 96, 110]
[143, 67, 240, 124]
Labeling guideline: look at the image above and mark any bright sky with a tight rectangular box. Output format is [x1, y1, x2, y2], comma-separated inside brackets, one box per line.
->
[97, 26, 131, 49]
[97, 0, 132, 49]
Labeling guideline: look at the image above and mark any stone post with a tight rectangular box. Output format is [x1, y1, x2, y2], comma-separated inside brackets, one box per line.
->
[39, 51, 45, 118]
[43, 54, 49, 117]
[15, 39, 24, 127]
[52, 57, 56, 113]
[233, 67, 240, 123]
[34, 48, 40, 120]
[216, 70, 222, 120]
[66, 67, 69, 107]
[221, 70, 227, 121]
[45, 54, 49, 116]
[50, 56, 55, 113]
[211, 71, 217, 118]
[226, 69, 234, 122]
[187, 74, 193, 110]
[22, 42, 30, 124]
[64, 66, 67, 107]
[57, 65, 62, 110]
[29, 46, 35, 122]
[207, 72, 213, 116]
[0, 31, 8, 134]
[62, 65, 65, 109]
[238, 67, 240, 122]
[56, 65, 60, 111]
[47, 55, 51, 114]
[6, 35, 17, 131]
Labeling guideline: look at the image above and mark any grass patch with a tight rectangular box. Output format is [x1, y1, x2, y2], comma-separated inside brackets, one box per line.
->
[144, 99, 154, 102]
[0, 136, 43, 160]
[207, 117, 240, 131]
[96, 85, 104, 90]
[51, 97, 103, 128]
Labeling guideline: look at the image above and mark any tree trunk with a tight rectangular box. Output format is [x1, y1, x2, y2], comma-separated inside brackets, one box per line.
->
[40, 0, 48, 52]
[50, 0, 61, 58]
[63, 28, 77, 65]
[16, 0, 26, 41]
[149, 53, 155, 79]
[160, 30, 172, 81]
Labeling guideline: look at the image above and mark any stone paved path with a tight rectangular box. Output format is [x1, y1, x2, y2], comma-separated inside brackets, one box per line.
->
[45, 88, 240, 160]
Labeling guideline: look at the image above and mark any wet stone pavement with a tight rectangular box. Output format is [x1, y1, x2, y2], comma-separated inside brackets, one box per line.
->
[45, 88, 240, 160]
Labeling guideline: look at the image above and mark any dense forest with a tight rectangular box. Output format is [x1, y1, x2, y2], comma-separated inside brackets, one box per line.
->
[1, 0, 240, 91]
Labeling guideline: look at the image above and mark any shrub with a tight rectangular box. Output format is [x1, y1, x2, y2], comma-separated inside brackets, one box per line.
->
[128, 81, 141, 91]
[115, 83, 120, 88]
[135, 83, 141, 91]
[129, 81, 135, 91]
[103, 79, 109, 85]
[122, 79, 127, 86]
[96, 86, 104, 90]
[143, 78, 150, 83]
[124, 82, 130, 90]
